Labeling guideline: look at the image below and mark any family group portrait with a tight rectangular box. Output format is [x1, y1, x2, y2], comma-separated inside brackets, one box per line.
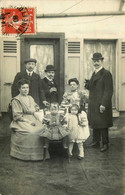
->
[0, 0, 125, 195]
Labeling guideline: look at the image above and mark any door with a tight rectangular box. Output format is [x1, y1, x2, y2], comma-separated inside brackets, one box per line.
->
[84, 40, 116, 108]
[21, 35, 65, 102]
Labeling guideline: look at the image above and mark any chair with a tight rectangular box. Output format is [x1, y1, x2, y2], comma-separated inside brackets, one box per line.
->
[43, 138, 69, 161]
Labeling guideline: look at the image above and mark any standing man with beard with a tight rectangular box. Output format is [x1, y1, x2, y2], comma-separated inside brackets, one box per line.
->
[85, 53, 113, 152]
[40, 65, 58, 108]
[11, 58, 41, 107]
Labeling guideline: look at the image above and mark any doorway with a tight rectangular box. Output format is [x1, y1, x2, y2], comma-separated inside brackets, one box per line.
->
[84, 39, 116, 108]
[21, 33, 65, 102]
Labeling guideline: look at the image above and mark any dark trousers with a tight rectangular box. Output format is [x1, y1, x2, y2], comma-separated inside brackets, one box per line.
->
[93, 128, 109, 145]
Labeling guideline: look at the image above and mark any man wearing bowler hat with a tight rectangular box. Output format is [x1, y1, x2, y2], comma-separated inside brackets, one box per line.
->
[85, 53, 113, 152]
[40, 65, 58, 108]
[11, 58, 41, 106]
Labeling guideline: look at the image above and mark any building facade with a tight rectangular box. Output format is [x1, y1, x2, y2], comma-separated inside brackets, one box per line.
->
[0, 0, 125, 116]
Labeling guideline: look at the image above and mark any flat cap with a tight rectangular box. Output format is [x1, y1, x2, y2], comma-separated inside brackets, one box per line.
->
[24, 58, 37, 63]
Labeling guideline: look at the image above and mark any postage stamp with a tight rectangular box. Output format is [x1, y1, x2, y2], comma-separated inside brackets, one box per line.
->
[1, 7, 36, 35]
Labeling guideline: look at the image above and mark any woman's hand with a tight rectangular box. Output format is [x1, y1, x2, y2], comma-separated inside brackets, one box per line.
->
[43, 101, 50, 107]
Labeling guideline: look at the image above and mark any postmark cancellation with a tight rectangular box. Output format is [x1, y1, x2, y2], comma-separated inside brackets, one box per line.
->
[1, 7, 36, 35]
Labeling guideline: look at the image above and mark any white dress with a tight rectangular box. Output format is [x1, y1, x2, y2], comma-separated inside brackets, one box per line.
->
[10, 94, 50, 161]
[67, 111, 90, 143]
[39, 112, 69, 140]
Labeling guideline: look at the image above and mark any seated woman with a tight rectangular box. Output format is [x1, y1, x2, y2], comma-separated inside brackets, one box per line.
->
[10, 78, 50, 161]
[61, 78, 88, 113]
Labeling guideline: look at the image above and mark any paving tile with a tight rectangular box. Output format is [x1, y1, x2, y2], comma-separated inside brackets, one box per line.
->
[0, 114, 125, 195]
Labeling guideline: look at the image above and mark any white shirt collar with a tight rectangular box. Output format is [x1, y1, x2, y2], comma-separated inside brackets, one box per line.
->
[26, 69, 34, 76]
[95, 66, 103, 74]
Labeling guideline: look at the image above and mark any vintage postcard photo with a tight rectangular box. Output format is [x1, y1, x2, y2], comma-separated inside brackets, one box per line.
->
[0, 0, 125, 194]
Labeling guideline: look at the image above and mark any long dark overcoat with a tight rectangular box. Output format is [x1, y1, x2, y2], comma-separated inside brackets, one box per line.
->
[11, 70, 41, 106]
[40, 77, 58, 108]
[87, 68, 113, 129]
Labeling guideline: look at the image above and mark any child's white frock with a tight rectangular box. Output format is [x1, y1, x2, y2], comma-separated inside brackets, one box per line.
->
[40, 113, 69, 140]
[67, 111, 90, 143]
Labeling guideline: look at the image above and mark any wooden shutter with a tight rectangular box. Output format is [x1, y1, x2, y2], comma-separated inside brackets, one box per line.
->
[0, 37, 20, 112]
[118, 39, 125, 111]
[68, 41, 80, 54]
[121, 41, 125, 55]
[65, 39, 83, 90]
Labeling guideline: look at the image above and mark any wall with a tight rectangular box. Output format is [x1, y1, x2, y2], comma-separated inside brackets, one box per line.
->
[0, 0, 125, 39]
[0, 0, 125, 112]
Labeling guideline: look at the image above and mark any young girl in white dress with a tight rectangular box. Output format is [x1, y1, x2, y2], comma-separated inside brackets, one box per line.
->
[66, 104, 90, 160]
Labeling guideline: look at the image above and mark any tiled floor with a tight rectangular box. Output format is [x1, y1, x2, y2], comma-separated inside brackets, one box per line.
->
[0, 113, 125, 195]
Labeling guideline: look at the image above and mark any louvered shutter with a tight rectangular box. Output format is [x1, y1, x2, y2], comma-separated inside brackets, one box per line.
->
[3, 41, 17, 53]
[68, 42, 80, 54]
[121, 41, 125, 55]
[0, 37, 20, 112]
[65, 39, 83, 90]
[119, 40, 125, 110]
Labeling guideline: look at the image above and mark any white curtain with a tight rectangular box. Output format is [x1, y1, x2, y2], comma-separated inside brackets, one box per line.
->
[30, 45, 54, 78]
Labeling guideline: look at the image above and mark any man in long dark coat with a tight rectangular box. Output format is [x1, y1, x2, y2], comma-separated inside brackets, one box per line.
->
[40, 65, 58, 108]
[11, 58, 41, 106]
[85, 53, 113, 152]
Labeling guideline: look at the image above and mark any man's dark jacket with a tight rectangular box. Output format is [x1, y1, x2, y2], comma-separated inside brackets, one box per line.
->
[11, 70, 41, 106]
[40, 77, 58, 108]
[86, 68, 113, 129]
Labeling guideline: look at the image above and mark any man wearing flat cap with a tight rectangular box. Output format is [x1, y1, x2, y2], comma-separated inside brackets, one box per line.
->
[11, 58, 41, 106]
[85, 53, 113, 152]
[40, 65, 58, 108]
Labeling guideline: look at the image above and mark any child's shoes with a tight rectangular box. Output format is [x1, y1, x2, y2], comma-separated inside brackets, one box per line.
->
[69, 154, 73, 158]
[63, 144, 68, 149]
[77, 156, 84, 160]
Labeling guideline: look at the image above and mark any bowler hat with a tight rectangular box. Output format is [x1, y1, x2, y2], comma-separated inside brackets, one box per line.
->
[24, 58, 37, 64]
[92, 53, 104, 60]
[68, 78, 79, 85]
[45, 65, 56, 72]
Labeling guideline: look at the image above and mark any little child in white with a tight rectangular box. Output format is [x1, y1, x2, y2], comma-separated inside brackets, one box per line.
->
[66, 104, 90, 160]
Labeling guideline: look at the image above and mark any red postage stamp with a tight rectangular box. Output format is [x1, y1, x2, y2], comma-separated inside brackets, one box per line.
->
[1, 7, 36, 35]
